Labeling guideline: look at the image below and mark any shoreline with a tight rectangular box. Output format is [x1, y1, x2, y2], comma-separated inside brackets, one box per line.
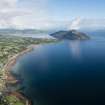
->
[3, 45, 35, 105]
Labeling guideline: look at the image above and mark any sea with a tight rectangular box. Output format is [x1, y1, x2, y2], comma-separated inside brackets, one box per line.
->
[11, 29, 105, 105]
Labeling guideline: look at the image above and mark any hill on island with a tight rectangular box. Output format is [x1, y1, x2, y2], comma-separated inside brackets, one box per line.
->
[50, 30, 90, 40]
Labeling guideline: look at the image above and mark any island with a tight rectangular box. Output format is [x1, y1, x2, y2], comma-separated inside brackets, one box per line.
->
[50, 30, 90, 40]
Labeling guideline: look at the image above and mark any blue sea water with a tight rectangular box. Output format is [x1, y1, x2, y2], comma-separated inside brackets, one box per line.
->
[11, 30, 105, 105]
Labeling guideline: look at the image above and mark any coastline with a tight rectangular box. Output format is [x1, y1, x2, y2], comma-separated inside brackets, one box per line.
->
[0, 35, 57, 105]
[3, 45, 35, 105]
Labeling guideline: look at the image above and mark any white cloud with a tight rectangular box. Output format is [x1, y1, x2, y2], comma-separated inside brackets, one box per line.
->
[0, 0, 17, 10]
[12, 16, 68, 29]
[69, 17, 81, 30]
[0, 0, 59, 29]
[0, 0, 105, 30]
[0, 0, 29, 28]
[0, 0, 65, 29]
[68, 18, 105, 30]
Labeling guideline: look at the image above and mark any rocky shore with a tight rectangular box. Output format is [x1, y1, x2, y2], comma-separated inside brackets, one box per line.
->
[2, 45, 35, 105]
[0, 35, 56, 105]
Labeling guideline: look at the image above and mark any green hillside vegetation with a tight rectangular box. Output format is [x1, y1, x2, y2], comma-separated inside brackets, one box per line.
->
[0, 35, 56, 105]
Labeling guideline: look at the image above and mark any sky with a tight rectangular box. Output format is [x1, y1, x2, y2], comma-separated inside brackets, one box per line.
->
[0, 0, 105, 29]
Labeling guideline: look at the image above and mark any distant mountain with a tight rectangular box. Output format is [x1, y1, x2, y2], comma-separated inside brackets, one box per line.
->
[0, 29, 47, 35]
[50, 30, 90, 40]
